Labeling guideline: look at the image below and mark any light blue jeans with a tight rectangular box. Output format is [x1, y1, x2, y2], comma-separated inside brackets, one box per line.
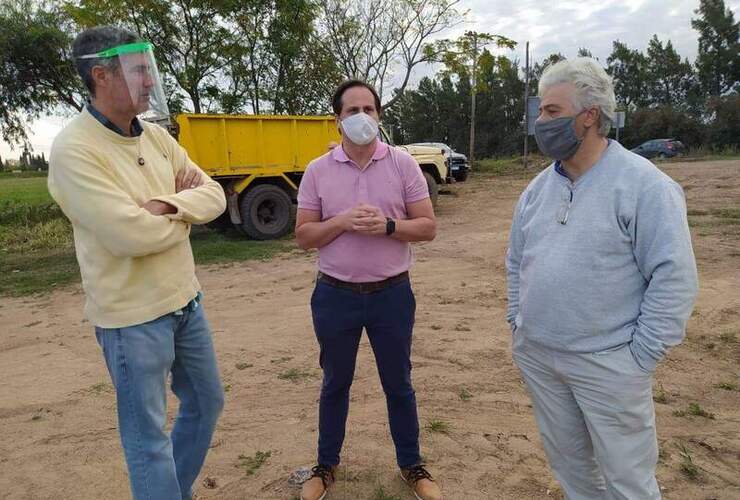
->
[95, 294, 224, 500]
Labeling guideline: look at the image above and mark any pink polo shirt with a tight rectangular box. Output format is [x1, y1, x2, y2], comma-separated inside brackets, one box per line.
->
[297, 141, 429, 282]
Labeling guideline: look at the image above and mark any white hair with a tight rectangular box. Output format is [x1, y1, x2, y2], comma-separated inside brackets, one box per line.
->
[538, 57, 616, 136]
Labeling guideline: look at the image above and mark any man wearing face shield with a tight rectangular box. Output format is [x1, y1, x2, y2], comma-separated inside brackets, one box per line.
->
[48, 26, 227, 500]
[505, 58, 698, 499]
[295, 80, 442, 500]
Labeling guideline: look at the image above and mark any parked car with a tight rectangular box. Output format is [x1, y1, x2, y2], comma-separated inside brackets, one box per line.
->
[410, 142, 470, 182]
[630, 138, 686, 159]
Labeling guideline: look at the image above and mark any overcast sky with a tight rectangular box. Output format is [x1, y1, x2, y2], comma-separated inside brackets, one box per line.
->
[2, 0, 738, 161]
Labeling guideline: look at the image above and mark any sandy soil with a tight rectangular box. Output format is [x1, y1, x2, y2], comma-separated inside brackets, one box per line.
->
[1, 160, 738, 500]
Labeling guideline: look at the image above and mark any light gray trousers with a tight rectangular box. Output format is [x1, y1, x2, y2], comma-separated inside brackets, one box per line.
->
[512, 333, 660, 500]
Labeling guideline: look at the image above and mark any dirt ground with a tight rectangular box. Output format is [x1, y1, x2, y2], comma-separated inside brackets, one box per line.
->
[1, 160, 738, 500]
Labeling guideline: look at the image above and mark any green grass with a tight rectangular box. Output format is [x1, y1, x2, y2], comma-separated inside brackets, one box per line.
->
[676, 443, 701, 481]
[425, 419, 451, 434]
[476, 156, 541, 177]
[715, 382, 737, 391]
[236, 450, 271, 475]
[190, 229, 288, 265]
[0, 174, 291, 297]
[0, 175, 52, 205]
[371, 486, 402, 500]
[0, 249, 81, 297]
[277, 368, 313, 382]
[459, 388, 473, 401]
[673, 403, 715, 419]
[653, 385, 670, 404]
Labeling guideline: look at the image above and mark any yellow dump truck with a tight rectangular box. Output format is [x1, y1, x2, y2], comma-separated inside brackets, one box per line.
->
[174, 114, 448, 240]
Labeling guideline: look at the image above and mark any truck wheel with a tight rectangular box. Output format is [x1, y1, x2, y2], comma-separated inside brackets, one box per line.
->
[239, 185, 293, 240]
[423, 171, 439, 207]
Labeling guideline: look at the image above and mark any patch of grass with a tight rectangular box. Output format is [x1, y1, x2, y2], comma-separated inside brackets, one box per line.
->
[0, 249, 80, 297]
[0, 217, 72, 253]
[715, 382, 737, 391]
[270, 356, 293, 364]
[277, 368, 313, 382]
[476, 156, 549, 177]
[88, 382, 113, 395]
[653, 385, 670, 404]
[425, 419, 451, 434]
[673, 403, 715, 419]
[459, 388, 473, 401]
[236, 450, 271, 476]
[371, 485, 402, 500]
[190, 229, 288, 265]
[224, 384, 232, 392]
[0, 176, 52, 205]
[235, 362, 253, 370]
[676, 443, 701, 481]
[430, 324, 442, 331]
[0, 227, 288, 297]
[0, 201, 64, 226]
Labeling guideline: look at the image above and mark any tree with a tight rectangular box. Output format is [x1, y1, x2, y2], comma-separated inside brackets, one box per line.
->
[577, 47, 596, 59]
[692, 0, 740, 96]
[644, 35, 696, 108]
[706, 93, 740, 149]
[607, 40, 650, 109]
[432, 31, 516, 164]
[317, 0, 462, 108]
[0, 0, 84, 146]
[68, 0, 237, 113]
[475, 52, 524, 157]
[619, 106, 705, 149]
[528, 52, 565, 94]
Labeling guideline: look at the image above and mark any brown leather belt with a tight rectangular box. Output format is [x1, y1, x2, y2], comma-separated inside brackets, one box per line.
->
[317, 271, 409, 294]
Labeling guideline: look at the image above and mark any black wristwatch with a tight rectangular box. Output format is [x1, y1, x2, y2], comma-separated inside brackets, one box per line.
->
[385, 217, 396, 236]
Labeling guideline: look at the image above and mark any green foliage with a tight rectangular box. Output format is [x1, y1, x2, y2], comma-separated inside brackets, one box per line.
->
[236, 450, 271, 475]
[619, 106, 706, 149]
[691, 0, 740, 96]
[607, 40, 650, 109]
[0, 0, 84, 146]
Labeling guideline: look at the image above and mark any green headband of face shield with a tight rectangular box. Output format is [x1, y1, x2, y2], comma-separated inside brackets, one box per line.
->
[76, 41, 153, 59]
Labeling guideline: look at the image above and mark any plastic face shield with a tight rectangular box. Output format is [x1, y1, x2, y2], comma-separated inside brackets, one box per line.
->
[78, 42, 170, 122]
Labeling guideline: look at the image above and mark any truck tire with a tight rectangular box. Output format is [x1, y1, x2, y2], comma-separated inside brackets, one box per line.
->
[239, 184, 293, 240]
[423, 171, 439, 207]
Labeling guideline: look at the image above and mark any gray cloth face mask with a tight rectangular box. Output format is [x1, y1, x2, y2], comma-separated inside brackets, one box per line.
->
[534, 111, 586, 160]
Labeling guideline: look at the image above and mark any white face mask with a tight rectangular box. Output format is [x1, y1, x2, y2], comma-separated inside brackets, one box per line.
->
[340, 112, 379, 145]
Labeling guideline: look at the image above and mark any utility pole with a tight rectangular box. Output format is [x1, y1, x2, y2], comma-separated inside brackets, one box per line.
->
[469, 32, 478, 169]
[523, 41, 530, 169]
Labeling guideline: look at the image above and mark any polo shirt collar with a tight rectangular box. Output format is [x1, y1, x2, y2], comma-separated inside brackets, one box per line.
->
[86, 103, 143, 137]
[331, 140, 389, 164]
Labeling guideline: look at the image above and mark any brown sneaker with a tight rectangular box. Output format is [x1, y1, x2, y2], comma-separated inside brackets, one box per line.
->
[300, 464, 336, 500]
[401, 465, 442, 500]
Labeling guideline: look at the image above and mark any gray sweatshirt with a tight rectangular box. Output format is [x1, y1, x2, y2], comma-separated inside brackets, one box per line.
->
[506, 141, 698, 372]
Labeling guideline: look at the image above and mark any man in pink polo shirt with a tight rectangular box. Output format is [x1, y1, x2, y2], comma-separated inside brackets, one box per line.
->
[296, 80, 442, 500]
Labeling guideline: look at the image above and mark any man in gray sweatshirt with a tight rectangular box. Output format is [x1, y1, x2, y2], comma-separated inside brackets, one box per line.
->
[506, 58, 698, 500]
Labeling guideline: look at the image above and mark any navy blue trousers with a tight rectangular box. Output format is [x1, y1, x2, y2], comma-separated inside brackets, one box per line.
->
[310, 277, 421, 468]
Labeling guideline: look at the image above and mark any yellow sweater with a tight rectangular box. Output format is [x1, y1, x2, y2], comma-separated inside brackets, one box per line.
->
[48, 108, 226, 328]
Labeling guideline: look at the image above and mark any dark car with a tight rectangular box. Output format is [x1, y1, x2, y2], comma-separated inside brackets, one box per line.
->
[410, 142, 470, 182]
[630, 138, 686, 159]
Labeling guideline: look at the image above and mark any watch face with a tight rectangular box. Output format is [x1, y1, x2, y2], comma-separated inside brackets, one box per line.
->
[386, 217, 395, 235]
